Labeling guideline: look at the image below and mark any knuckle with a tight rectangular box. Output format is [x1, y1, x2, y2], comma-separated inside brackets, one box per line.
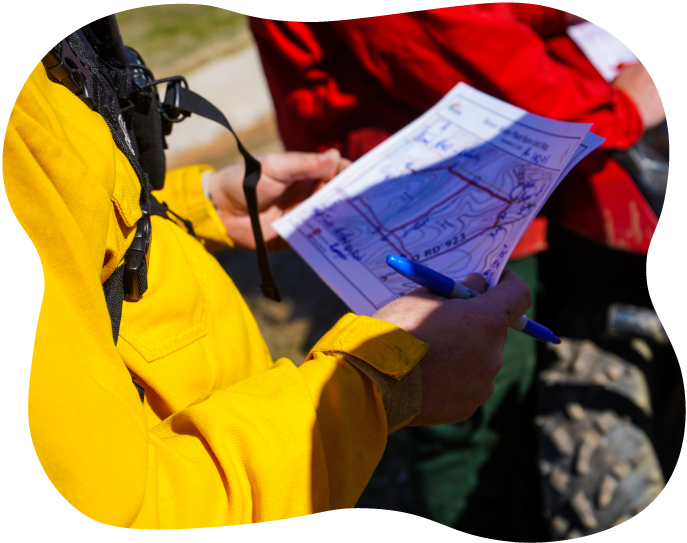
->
[522, 285, 533, 310]
[491, 353, 504, 376]
[461, 404, 479, 421]
[512, 275, 533, 309]
[478, 354, 502, 382]
[484, 381, 495, 402]
[476, 380, 495, 405]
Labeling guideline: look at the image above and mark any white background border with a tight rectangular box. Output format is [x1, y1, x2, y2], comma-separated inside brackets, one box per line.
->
[1, 1, 683, 541]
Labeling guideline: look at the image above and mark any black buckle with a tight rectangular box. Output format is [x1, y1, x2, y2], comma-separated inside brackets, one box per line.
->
[125, 46, 155, 88]
[143, 76, 191, 133]
[42, 40, 94, 110]
[124, 200, 152, 301]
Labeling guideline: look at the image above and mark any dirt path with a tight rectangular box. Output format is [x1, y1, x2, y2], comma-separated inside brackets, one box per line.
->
[165, 41, 284, 170]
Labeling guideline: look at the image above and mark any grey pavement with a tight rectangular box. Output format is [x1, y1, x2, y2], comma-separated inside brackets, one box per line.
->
[164, 44, 276, 160]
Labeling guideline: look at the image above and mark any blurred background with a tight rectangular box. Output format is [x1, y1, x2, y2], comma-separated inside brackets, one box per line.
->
[118, 4, 351, 365]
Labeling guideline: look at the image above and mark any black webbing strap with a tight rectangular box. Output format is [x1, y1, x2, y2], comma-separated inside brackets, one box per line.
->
[149, 193, 196, 238]
[102, 193, 198, 346]
[102, 263, 144, 402]
[101, 193, 192, 330]
[103, 264, 126, 344]
[161, 83, 280, 301]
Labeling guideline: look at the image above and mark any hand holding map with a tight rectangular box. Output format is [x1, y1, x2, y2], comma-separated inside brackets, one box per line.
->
[273, 83, 604, 316]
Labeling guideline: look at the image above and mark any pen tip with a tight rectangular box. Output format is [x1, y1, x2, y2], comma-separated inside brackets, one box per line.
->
[552, 336, 561, 344]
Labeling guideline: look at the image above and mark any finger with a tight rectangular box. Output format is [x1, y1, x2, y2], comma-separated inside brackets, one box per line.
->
[335, 157, 352, 174]
[260, 149, 341, 183]
[459, 273, 488, 294]
[319, 156, 353, 186]
[478, 269, 532, 326]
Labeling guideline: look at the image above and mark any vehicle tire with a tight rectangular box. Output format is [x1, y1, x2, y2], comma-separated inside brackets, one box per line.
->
[535, 338, 665, 539]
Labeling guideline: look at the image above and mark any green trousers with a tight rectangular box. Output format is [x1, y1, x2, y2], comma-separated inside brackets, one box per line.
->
[357, 256, 539, 532]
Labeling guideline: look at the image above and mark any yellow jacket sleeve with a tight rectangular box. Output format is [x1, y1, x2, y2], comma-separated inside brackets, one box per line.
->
[5, 64, 426, 528]
[152, 165, 235, 252]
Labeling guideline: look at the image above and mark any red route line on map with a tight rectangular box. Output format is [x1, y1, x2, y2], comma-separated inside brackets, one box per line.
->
[386, 166, 511, 234]
[417, 200, 511, 264]
[491, 201, 511, 228]
[411, 163, 512, 200]
[333, 165, 516, 264]
[391, 183, 470, 233]
[338, 191, 409, 257]
[357, 197, 414, 258]
[419, 209, 538, 266]
[447, 167, 511, 203]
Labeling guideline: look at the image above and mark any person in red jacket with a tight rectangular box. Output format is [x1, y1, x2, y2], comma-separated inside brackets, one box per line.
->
[250, 4, 670, 539]
[250, 4, 663, 256]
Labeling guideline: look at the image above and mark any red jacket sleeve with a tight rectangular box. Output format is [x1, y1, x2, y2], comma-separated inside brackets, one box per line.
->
[327, 6, 643, 149]
[509, 3, 570, 36]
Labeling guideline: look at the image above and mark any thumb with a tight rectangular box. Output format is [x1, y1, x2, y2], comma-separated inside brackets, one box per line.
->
[260, 149, 342, 182]
[459, 272, 488, 294]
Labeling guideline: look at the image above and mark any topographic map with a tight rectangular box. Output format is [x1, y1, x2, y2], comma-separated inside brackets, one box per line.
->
[274, 83, 603, 315]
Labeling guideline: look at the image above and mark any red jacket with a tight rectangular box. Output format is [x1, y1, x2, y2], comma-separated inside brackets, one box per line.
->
[250, 4, 658, 255]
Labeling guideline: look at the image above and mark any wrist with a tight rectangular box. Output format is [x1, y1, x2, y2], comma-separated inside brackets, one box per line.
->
[205, 165, 247, 217]
[201, 171, 217, 209]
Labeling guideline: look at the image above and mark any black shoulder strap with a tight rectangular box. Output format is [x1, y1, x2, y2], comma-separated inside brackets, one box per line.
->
[43, 20, 282, 358]
[102, 262, 144, 402]
[102, 264, 126, 344]
[155, 79, 281, 302]
[101, 192, 190, 347]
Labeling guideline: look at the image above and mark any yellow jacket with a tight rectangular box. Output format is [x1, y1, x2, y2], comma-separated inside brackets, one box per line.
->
[4, 65, 427, 528]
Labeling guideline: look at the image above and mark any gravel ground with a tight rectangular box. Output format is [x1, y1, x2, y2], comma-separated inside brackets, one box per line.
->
[214, 248, 350, 365]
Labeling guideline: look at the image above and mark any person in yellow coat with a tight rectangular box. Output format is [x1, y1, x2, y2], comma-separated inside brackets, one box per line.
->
[3, 32, 532, 529]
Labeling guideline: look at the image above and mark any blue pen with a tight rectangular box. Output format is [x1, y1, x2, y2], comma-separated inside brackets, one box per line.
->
[386, 254, 560, 344]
